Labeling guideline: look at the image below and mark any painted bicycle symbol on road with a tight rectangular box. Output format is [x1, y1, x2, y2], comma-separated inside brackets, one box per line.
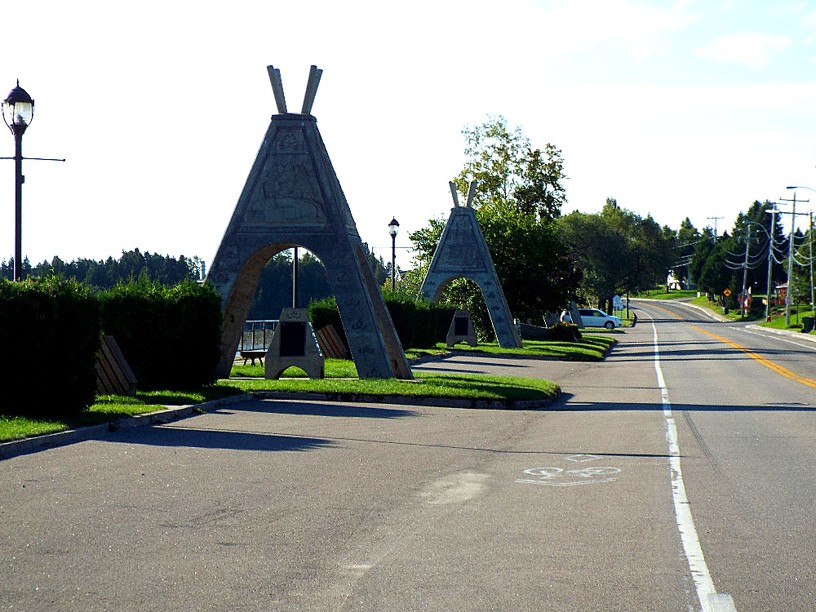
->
[517, 461, 621, 487]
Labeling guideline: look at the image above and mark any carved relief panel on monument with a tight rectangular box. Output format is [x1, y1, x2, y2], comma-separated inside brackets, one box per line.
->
[436, 215, 487, 272]
[244, 128, 327, 227]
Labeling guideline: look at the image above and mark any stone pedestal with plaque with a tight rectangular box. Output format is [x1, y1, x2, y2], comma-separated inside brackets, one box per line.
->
[264, 308, 324, 379]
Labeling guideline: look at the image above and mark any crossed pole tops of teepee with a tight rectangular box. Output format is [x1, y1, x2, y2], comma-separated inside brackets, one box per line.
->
[450, 180, 476, 208]
[267, 65, 323, 115]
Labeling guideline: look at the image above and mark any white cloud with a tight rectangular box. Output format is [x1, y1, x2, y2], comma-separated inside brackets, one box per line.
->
[530, 0, 698, 60]
[696, 32, 792, 67]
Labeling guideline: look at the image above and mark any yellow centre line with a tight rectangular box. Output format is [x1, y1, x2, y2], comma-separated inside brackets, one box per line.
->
[648, 303, 816, 390]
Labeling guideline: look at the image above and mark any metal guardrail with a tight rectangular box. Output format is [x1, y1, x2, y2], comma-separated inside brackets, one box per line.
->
[239, 320, 278, 352]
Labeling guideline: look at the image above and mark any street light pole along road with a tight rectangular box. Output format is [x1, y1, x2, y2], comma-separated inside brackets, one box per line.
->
[1, 81, 65, 281]
[388, 217, 399, 291]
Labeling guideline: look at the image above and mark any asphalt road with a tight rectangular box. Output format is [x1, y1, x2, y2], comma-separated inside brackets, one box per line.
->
[0, 300, 814, 610]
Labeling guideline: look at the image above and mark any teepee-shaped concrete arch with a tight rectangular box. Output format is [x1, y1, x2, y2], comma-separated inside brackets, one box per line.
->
[206, 65, 412, 379]
[419, 182, 521, 348]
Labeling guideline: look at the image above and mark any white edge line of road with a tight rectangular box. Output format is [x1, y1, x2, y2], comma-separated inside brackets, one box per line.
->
[648, 313, 737, 612]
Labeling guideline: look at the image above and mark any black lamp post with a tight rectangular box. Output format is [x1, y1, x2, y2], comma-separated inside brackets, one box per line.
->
[388, 217, 399, 291]
[2, 81, 34, 281]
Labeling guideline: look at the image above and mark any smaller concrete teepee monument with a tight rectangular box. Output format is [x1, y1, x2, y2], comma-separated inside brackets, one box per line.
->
[419, 181, 521, 348]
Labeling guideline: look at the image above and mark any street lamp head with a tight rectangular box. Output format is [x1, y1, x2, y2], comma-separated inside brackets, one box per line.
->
[785, 186, 798, 190]
[2, 80, 34, 135]
[388, 217, 400, 238]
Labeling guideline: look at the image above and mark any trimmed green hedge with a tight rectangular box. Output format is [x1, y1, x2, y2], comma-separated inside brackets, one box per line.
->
[99, 279, 222, 390]
[0, 278, 224, 417]
[309, 295, 456, 350]
[0, 278, 100, 415]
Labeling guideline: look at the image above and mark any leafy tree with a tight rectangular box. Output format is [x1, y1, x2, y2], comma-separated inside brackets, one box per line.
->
[557, 210, 627, 306]
[736, 201, 787, 297]
[454, 115, 567, 222]
[790, 227, 814, 306]
[673, 217, 700, 287]
[697, 239, 733, 300]
[557, 199, 674, 309]
[688, 227, 716, 290]
[477, 202, 580, 318]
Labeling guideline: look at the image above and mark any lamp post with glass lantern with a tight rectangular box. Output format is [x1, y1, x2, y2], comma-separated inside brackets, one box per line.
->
[388, 217, 399, 291]
[2, 81, 34, 281]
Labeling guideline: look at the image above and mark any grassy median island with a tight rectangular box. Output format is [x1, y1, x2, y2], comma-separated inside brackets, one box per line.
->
[440, 335, 616, 360]
[222, 372, 559, 404]
[1, 336, 616, 444]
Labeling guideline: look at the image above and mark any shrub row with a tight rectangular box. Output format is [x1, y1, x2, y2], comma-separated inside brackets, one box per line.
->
[0, 278, 223, 417]
[2, 277, 456, 417]
[0, 278, 100, 416]
[309, 295, 456, 350]
[100, 279, 222, 391]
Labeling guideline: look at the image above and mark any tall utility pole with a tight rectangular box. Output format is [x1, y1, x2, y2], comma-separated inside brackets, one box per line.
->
[810, 211, 814, 310]
[779, 192, 810, 326]
[707, 216, 724, 239]
[740, 229, 751, 318]
[765, 205, 778, 321]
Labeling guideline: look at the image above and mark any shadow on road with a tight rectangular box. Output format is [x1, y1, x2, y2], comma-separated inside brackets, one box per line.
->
[219, 400, 420, 420]
[108, 425, 334, 452]
[555, 393, 814, 412]
[607, 338, 814, 362]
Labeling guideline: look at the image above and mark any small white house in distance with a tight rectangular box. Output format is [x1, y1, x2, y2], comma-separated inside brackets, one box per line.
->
[667, 271, 682, 290]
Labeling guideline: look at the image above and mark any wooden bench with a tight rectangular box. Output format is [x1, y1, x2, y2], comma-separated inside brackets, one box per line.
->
[240, 350, 266, 365]
[314, 324, 349, 359]
[96, 335, 137, 396]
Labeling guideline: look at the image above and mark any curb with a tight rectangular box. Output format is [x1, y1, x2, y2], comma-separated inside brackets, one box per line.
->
[745, 324, 816, 344]
[248, 390, 558, 411]
[0, 393, 252, 461]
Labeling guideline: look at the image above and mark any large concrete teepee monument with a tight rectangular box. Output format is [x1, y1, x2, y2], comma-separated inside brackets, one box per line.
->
[419, 181, 521, 348]
[206, 65, 412, 379]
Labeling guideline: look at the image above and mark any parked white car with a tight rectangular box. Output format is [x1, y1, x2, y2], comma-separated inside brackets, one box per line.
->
[563, 308, 622, 329]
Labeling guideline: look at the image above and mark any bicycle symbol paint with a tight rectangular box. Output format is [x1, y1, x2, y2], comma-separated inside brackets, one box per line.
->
[516, 465, 621, 487]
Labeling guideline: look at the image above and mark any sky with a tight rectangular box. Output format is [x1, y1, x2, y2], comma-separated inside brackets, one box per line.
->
[2, 0, 816, 272]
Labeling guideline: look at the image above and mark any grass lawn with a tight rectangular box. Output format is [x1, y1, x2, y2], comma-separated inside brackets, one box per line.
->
[438, 335, 616, 361]
[760, 307, 815, 333]
[689, 294, 816, 331]
[0, 387, 241, 444]
[222, 372, 559, 404]
[636, 288, 698, 300]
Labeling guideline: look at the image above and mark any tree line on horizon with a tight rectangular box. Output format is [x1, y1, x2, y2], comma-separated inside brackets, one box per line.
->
[4, 116, 811, 336]
[0, 249, 202, 288]
[0, 244, 388, 322]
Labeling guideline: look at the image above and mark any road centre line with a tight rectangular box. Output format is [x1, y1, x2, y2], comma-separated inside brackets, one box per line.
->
[648, 313, 737, 612]
[691, 326, 816, 389]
